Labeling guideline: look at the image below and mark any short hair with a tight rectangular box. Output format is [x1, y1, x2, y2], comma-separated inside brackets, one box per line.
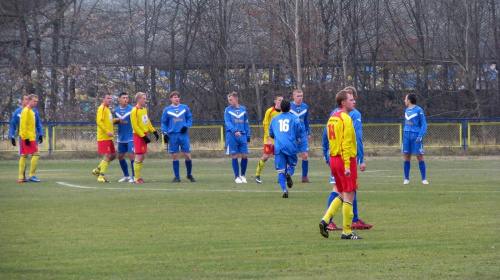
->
[343, 86, 358, 100]
[135, 92, 146, 101]
[407, 94, 417, 105]
[21, 93, 29, 98]
[280, 99, 291, 112]
[227, 92, 238, 99]
[28, 94, 38, 100]
[335, 90, 351, 108]
[273, 93, 283, 100]
[170, 91, 180, 98]
[119, 92, 128, 98]
[292, 89, 303, 96]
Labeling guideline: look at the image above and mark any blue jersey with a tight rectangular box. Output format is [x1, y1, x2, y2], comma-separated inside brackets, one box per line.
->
[114, 105, 134, 143]
[403, 105, 427, 140]
[224, 105, 251, 138]
[290, 102, 310, 136]
[328, 108, 364, 164]
[269, 112, 303, 155]
[9, 107, 43, 139]
[161, 104, 193, 134]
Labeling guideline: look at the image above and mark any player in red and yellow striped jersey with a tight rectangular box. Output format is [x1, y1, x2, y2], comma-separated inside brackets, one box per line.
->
[130, 92, 159, 183]
[92, 93, 119, 183]
[318, 90, 362, 240]
[252, 94, 283, 184]
[18, 94, 41, 182]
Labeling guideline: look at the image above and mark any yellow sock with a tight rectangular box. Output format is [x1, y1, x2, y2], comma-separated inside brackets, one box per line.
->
[99, 158, 111, 175]
[29, 153, 40, 177]
[19, 155, 28, 180]
[255, 159, 266, 176]
[323, 196, 343, 222]
[134, 161, 142, 179]
[342, 201, 354, 235]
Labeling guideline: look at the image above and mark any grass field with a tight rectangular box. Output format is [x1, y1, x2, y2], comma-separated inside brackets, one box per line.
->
[1, 156, 499, 279]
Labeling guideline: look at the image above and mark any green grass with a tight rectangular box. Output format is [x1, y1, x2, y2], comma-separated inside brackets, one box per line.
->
[1, 156, 499, 279]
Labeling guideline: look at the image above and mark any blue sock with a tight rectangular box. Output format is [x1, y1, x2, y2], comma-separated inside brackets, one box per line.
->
[287, 166, 295, 176]
[419, 161, 426, 180]
[173, 160, 180, 179]
[130, 160, 135, 177]
[352, 190, 359, 222]
[278, 173, 288, 192]
[119, 159, 129, 177]
[326, 191, 340, 224]
[185, 160, 192, 177]
[302, 160, 309, 179]
[241, 158, 248, 176]
[404, 161, 410, 180]
[232, 158, 239, 178]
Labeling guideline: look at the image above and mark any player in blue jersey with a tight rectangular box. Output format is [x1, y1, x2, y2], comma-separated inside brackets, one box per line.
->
[161, 91, 195, 182]
[9, 93, 44, 182]
[115, 92, 136, 183]
[290, 89, 312, 183]
[224, 92, 251, 183]
[269, 99, 304, 198]
[322, 86, 372, 231]
[402, 93, 428, 185]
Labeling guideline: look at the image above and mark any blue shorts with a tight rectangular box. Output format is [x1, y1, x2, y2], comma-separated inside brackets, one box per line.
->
[402, 131, 424, 154]
[274, 153, 298, 172]
[225, 132, 249, 155]
[167, 133, 191, 154]
[297, 135, 309, 153]
[118, 141, 134, 154]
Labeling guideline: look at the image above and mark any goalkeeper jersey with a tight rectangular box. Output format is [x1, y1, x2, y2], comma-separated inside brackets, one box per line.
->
[131, 106, 156, 137]
[96, 104, 115, 141]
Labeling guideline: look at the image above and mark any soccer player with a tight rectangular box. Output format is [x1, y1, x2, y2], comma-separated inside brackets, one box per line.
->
[318, 90, 362, 240]
[290, 89, 312, 183]
[322, 86, 372, 231]
[161, 91, 196, 182]
[224, 92, 251, 183]
[92, 93, 118, 183]
[269, 99, 304, 198]
[10, 93, 44, 182]
[130, 92, 159, 183]
[402, 93, 428, 185]
[252, 94, 283, 184]
[115, 92, 135, 183]
[18, 94, 42, 182]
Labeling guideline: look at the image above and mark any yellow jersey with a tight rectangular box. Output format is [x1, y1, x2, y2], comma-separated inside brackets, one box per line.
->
[130, 106, 156, 137]
[263, 106, 281, 144]
[96, 104, 116, 141]
[19, 107, 36, 141]
[327, 110, 357, 168]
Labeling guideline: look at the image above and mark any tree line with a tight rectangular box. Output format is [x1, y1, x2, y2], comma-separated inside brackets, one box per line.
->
[0, 0, 498, 123]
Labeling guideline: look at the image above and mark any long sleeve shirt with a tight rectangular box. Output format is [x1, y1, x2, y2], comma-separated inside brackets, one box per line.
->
[403, 105, 427, 140]
[224, 105, 251, 138]
[327, 110, 357, 168]
[161, 104, 193, 134]
[290, 102, 311, 136]
[262, 106, 281, 144]
[130, 106, 156, 137]
[269, 112, 303, 156]
[96, 104, 116, 141]
[19, 107, 37, 141]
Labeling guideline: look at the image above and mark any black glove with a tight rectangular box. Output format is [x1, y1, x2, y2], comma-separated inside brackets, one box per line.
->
[247, 137, 251, 143]
[25, 139, 30, 146]
[163, 134, 169, 143]
[180, 126, 188, 134]
[153, 131, 159, 141]
[11, 138, 16, 146]
[38, 135, 43, 144]
[143, 136, 151, 144]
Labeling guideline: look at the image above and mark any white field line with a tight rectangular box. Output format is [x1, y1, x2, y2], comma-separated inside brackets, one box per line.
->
[56, 182, 500, 193]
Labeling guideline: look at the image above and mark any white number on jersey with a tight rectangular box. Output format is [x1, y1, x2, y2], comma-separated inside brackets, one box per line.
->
[278, 119, 290, 132]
